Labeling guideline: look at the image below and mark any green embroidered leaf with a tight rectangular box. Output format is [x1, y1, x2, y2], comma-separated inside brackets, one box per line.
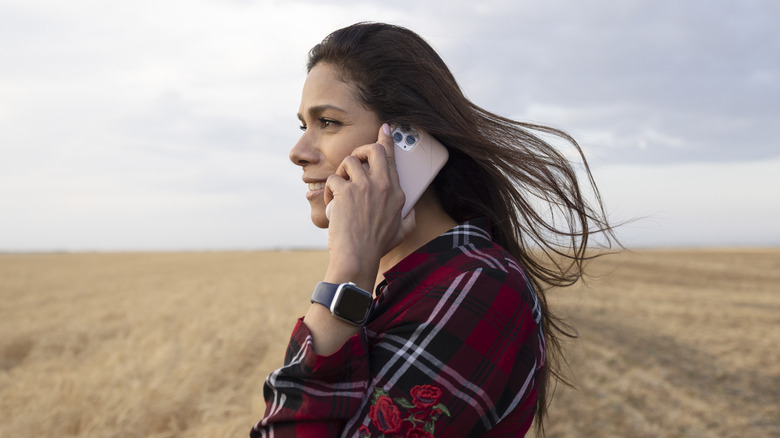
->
[433, 403, 451, 416]
[394, 397, 416, 409]
[372, 387, 389, 402]
[423, 421, 435, 433]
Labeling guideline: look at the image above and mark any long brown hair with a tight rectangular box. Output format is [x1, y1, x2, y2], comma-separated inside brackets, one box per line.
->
[307, 22, 619, 434]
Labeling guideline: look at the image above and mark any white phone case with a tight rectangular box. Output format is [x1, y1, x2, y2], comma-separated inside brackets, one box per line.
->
[392, 125, 449, 217]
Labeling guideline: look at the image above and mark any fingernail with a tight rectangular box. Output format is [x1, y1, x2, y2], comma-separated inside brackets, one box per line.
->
[325, 201, 333, 221]
[382, 123, 391, 136]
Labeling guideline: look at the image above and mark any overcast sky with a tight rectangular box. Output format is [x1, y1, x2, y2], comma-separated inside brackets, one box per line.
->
[1, 0, 778, 251]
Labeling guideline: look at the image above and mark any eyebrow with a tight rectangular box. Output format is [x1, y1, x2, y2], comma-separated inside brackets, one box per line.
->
[297, 104, 347, 122]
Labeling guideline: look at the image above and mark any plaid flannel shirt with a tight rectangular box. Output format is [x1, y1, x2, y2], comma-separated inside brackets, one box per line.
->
[251, 218, 545, 437]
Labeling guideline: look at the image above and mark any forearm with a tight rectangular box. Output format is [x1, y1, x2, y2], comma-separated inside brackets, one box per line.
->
[302, 304, 362, 356]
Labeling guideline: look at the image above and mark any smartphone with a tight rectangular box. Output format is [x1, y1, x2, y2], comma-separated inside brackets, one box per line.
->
[391, 125, 449, 217]
[324, 125, 449, 221]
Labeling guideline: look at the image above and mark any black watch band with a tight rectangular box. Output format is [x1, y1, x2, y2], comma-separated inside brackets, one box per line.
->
[311, 282, 373, 326]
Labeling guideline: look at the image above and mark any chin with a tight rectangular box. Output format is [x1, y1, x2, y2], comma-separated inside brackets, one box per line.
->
[311, 209, 329, 229]
[307, 198, 329, 229]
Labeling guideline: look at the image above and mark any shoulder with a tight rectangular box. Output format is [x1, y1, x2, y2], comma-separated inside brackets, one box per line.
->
[378, 217, 541, 326]
[436, 229, 534, 294]
[415, 218, 532, 287]
[437, 238, 540, 318]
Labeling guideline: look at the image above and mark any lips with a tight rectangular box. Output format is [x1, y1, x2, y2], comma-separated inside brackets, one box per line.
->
[304, 179, 327, 201]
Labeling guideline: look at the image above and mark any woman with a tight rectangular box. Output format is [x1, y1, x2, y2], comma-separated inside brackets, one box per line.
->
[251, 22, 617, 437]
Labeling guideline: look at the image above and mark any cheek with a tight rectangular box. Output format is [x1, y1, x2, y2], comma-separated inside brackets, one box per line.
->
[321, 124, 382, 168]
[323, 139, 360, 168]
[333, 145, 358, 166]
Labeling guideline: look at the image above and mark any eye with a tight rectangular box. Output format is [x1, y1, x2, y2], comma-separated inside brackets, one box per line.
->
[319, 118, 341, 128]
[299, 124, 307, 132]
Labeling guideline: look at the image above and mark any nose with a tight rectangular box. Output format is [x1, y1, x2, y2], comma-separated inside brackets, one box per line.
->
[289, 133, 318, 167]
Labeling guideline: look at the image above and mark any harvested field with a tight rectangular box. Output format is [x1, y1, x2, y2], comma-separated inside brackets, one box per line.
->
[543, 249, 780, 437]
[1, 249, 778, 437]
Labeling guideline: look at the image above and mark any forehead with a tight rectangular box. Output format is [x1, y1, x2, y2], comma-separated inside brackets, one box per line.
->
[299, 63, 362, 113]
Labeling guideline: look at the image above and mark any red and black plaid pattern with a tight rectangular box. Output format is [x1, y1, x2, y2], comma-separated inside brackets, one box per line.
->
[251, 218, 545, 437]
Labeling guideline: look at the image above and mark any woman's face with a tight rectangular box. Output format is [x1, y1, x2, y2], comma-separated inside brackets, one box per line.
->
[290, 63, 382, 228]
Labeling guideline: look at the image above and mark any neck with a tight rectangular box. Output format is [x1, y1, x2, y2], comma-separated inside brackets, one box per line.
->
[376, 189, 457, 287]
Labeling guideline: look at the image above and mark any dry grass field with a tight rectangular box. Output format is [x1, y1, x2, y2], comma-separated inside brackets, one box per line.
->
[1, 249, 778, 437]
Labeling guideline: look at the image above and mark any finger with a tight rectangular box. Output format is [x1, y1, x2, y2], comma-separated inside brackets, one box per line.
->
[335, 155, 368, 181]
[325, 200, 334, 221]
[377, 123, 395, 160]
[350, 124, 400, 185]
[323, 173, 347, 206]
[376, 123, 400, 187]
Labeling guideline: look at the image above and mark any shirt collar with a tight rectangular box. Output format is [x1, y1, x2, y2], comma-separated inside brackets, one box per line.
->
[377, 217, 494, 297]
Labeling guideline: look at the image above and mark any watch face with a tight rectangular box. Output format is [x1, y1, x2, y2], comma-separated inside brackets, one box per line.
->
[333, 284, 373, 324]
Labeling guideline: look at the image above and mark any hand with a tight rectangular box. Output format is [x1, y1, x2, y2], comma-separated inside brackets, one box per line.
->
[322, 123, 414, 289]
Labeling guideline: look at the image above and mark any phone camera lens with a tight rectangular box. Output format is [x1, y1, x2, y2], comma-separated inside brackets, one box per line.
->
[405, 136, 417, 146]
[393, 132, 403, 143]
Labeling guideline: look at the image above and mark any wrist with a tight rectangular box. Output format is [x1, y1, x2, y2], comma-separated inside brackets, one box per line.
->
[310, 281, 373, 326]
[324, 256, 378, 293]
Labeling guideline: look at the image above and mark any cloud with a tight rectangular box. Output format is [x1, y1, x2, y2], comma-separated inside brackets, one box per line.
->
[1, 0, 778, 250]
[402, 0, 780, 165]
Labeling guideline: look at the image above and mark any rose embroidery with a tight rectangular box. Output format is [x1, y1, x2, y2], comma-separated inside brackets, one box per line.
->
[405, 428, 434, 438]
[363, 386, 451, 437]
[369, 395, 403, 434]
[410, 385, 442, 408]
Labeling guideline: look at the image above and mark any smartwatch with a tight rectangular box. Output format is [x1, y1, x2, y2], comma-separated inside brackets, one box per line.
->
[311, 282, 373, 326]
